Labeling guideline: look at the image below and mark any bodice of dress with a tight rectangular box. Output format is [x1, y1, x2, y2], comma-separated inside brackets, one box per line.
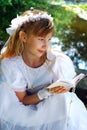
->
[1, 51, 76, 93]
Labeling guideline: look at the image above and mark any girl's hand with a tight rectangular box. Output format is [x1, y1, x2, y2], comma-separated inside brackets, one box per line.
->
[48, 86, 70, 94]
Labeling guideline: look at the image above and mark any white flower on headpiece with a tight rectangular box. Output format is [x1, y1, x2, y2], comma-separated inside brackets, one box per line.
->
[6, 13, 53, 36]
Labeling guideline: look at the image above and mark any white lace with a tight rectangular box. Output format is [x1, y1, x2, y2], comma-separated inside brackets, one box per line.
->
[6, 13, 53, 36]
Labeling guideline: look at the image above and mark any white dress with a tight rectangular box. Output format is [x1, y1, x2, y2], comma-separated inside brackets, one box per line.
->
[0, 51, 87, 130]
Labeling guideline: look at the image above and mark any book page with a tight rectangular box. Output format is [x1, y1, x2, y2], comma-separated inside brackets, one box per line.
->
[71, 73, 86, 87]
[47, 73, 86, 89]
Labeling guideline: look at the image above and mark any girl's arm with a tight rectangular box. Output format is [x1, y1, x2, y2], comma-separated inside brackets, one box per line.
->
[15, 91, 41, 105]
[15, 85, 70, 105]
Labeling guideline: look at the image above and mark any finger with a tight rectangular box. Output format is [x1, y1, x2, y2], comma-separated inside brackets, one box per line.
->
[54, 88, 67, 94]
[49, 86, 65, 93]
[49, 86, 64, 92]
[49, 87, 69, 94]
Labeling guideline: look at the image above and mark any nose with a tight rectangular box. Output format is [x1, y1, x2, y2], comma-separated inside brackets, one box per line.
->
[42, 40, 48, 49]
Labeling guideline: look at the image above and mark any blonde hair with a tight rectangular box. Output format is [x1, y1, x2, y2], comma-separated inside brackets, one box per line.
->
[1, 9, 54, 60]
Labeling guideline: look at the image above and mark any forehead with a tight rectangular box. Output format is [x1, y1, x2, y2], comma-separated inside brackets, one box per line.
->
[28, 32, 53, 40]
[38, 32, 53, 38]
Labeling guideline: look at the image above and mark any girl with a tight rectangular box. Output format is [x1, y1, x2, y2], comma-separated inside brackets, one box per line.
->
[0, 9, 87, 130]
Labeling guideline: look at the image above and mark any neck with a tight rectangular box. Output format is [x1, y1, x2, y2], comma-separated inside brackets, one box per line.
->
[22, 52, 46, 68]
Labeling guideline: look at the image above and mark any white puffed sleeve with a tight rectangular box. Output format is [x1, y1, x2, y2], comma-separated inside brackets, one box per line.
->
[57, 55, 76, 80]
[54, 52, 76, 80]
[1, 58, 27, 92]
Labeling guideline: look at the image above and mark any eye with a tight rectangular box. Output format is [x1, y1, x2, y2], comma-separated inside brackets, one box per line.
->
[48, 38, 51, 41]
[38, 38, 44, 41]
[48, 38, 52, 42]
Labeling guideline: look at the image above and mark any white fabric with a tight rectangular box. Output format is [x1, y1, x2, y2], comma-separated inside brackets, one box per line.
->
[6, 13, 53, 36]
[1, 51, 76, 91]
[37, 88, 52, 100]
[0, 51, 87, 130]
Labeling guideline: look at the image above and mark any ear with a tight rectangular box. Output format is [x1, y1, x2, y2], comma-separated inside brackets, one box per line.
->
[19, 31, 27, 43]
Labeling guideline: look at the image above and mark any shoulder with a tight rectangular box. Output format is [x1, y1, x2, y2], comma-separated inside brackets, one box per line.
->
[47, 49, 75, 71]
[47, 49, 76, 79]
[1, 56, 21, 67]
[47, 49, 71, 62]
[1, 56, 22, 74]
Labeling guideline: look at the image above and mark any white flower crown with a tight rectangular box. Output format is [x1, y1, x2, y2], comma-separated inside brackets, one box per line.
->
[6, 12, 53, 36]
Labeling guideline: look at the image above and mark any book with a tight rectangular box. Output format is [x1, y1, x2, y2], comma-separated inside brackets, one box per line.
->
[47, 73, 87, 89]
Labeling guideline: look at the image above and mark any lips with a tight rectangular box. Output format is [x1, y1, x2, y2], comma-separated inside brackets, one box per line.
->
[38, 50, 45, 53]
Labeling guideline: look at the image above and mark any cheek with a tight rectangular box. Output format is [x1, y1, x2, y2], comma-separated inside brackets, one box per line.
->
[27, 39, 40, 49]
[28, 43, 38, 50]
[32, 42, 40, 49]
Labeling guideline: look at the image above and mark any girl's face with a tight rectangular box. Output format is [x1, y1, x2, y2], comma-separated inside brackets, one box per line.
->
[25, 32, 53, 58]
